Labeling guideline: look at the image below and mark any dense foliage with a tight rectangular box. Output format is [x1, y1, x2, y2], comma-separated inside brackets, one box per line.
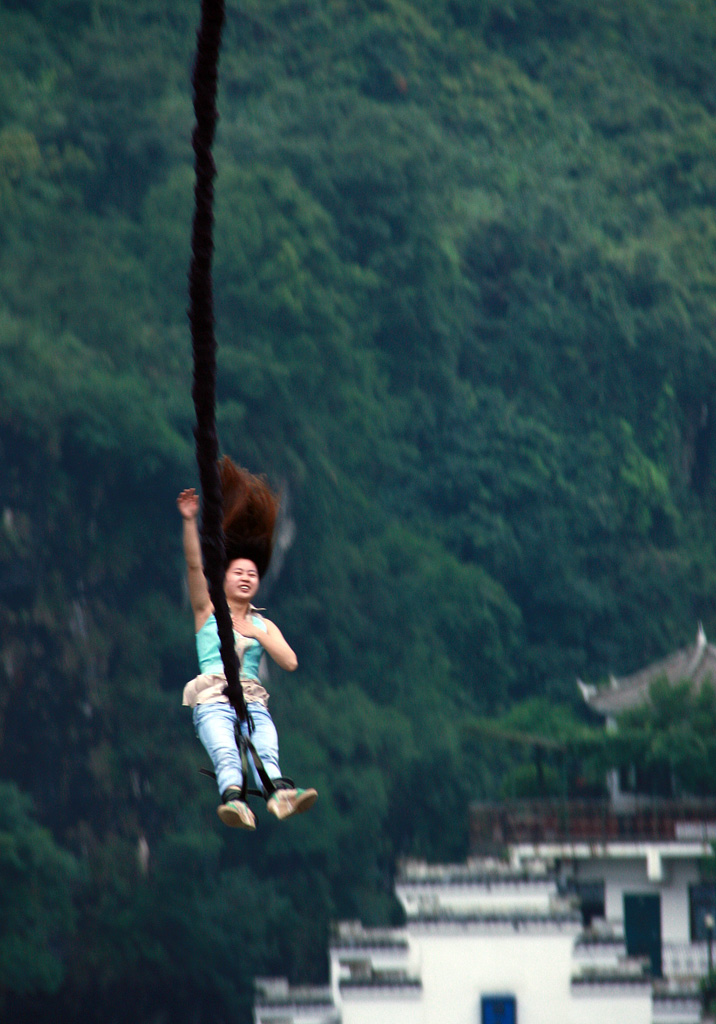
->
[2, 0, 716, 1019]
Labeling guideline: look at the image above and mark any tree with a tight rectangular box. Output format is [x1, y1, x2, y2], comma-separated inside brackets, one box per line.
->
[0, 783, 77, 1004]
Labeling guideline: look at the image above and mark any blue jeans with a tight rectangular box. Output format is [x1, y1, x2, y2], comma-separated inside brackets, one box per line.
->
[193, 701, 281, 798]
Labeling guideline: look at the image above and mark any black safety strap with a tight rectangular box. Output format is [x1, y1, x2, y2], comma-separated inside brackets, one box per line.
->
[235, 720, 288, 802]
[198, 763, 295, 799]
[198, 719, 294, 802]
[198, 767, 263, 799]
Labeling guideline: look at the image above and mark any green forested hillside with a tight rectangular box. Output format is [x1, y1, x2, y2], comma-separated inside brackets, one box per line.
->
[2, 0, 716, 1020]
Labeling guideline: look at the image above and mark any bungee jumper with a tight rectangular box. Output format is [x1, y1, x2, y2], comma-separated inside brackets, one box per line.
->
[185, 0, 316, 829]
[178, 460, 317, 830]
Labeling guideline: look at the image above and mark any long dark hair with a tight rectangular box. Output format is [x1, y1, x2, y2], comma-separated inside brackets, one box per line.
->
[220, 457, 279, 578]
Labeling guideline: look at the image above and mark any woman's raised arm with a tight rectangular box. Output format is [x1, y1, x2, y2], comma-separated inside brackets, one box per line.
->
[177, 488, 213, 631]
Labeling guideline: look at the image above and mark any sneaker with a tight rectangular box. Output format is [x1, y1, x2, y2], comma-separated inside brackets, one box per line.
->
[217, 798, 256, 830]
[266, 787, 318, 821]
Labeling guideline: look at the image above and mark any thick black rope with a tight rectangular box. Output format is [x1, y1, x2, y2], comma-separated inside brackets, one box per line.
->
[188, 0, 248, 727]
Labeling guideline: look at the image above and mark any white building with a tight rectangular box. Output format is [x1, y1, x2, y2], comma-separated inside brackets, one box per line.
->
[255, 799, 716, 1024]
[256, 629, 716, 1024]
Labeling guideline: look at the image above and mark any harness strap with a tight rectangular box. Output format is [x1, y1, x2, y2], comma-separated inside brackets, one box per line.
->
[198, 727, 295, 801]
[198, 767, 264, 798]
[236, 721, 279, 800]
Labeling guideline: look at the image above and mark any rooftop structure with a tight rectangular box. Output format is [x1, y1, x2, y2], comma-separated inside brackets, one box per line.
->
[579, 624, 716, 717]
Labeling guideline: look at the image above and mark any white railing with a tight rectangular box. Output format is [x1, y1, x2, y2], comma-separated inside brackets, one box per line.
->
[662, 942, 709, 979]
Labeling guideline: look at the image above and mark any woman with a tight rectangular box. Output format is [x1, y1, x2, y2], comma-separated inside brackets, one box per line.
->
[178, 458, 317, 830]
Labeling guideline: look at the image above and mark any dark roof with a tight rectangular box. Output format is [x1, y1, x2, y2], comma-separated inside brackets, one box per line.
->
[330, 936, 408, 952]
[396, 858, 552, 886]
[574, 934, 625, 949]
[339, 976, 421, 992]
[580, 625, 716, 715]
[255, 991, 336, 1009]
[396, 873, 553, 887]
[330, 925, 408, 952]
[571, 975, 650, 988]
[407, 910, 580, 930]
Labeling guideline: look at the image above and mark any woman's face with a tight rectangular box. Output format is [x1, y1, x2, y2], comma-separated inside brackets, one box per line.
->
[224, 558, 260, 603]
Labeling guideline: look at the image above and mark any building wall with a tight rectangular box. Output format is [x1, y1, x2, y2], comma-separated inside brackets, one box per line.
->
[576, 857, 699, 943]
[411, 927, 578, 1024]
[340, 989, 422, 1024]
[662, 862, 700, 944]
[337, 929, 653, 1024]
[570, 985, 652, 1024]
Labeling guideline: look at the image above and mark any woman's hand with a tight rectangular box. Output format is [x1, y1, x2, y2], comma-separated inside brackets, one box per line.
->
[177, 488, 199, 520]
[234, 617, 298, 671]
[232, 615, 261, 639]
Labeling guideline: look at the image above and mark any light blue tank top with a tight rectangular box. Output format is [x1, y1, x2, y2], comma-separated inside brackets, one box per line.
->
[196, 613, 266, 680]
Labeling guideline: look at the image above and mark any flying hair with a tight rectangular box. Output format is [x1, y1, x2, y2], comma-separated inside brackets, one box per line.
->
[220, 456, 279, 578]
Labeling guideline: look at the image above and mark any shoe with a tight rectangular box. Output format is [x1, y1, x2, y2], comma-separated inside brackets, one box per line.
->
[217, 798, 256, 830]
[266, 787, 318, 821]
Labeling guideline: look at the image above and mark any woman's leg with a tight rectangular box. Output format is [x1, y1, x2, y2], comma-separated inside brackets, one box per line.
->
[193, 702, 243, 797]
[244, 703, 318, 820]
[243, 703, 281, 790]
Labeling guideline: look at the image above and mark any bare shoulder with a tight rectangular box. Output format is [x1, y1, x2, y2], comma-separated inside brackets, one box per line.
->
[257, 616, 284, 635]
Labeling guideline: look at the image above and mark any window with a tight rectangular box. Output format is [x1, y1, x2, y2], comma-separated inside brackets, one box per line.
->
[690, 884, 716, 942]
[563, 879, 605, 926]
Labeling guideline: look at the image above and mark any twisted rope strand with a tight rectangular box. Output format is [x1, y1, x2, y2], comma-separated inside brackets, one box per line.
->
[188, 0, 248, 725]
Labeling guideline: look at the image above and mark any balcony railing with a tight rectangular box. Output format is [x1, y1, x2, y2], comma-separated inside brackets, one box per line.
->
[470, 798, 716, 851]
[662, 942, 710, 979]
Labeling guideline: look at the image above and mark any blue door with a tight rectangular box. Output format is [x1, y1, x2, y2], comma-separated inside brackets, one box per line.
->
[481, 994, 516, 1024]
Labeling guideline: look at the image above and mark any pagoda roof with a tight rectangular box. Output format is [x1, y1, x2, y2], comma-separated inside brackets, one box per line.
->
[578, 624, 716, 716]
